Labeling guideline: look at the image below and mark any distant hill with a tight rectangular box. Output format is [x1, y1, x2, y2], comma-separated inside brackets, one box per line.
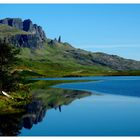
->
[0, 18, 140, 77]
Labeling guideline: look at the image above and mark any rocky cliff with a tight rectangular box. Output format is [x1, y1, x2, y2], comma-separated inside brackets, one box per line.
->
[0, 18, 46, 48]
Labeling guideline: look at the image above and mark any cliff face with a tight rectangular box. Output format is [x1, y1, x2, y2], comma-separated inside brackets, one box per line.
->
[0, 18, 46, 48]
[0, 18, 23, 29]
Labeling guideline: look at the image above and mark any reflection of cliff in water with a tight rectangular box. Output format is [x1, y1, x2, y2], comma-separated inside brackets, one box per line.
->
[0, 99, 46, 136]
[22, 99, 46, 129]
[0, 88, 91, 136]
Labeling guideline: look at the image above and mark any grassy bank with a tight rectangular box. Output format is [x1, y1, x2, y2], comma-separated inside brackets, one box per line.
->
[0, 91, 31, 114]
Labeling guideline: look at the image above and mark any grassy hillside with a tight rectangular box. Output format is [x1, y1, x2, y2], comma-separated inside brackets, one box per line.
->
[1, 23, 140, 78]
[14, 42, 116, 77]
[12, 40, 140, 77]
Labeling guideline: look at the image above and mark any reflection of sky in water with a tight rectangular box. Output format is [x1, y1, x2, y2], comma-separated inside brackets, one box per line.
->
[21, 94, 140, 136]
[20, 76, 140, 136]
[54, 77, 140, 98]
[34, 76, 140, 81]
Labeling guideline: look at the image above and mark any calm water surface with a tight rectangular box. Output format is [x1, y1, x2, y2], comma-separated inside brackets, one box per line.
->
[1, 76, 140, 136]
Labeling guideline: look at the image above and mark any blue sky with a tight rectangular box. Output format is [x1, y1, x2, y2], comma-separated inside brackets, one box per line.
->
[0, 4, 140, 60]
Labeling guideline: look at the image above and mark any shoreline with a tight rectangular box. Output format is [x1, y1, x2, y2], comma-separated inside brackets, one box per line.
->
[52, 76, 140, 99]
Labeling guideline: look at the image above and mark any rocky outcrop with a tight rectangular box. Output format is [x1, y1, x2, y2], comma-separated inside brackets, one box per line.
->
[0, 18, 23, 30]
[48, 39, 58, 46]
[48, 36, 62, 46]
[58, 36, 61, 43]
[22, 19, 46, 41]
[0, 18, 46, 48]
[3, 34, 45, 48]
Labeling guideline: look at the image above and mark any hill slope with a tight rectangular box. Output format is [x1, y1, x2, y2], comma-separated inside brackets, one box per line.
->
[0, 18, 140, 77]
[15, 41, 140, 77]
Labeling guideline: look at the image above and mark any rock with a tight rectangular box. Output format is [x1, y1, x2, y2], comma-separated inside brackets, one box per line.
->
[58, 36, 61, 43]
[23, 19, 33, 32]
[48, 38, 58, 46]
[0, 18, 23, 30]
[3, 34, 45, 48]
[0, 18, 46, 48]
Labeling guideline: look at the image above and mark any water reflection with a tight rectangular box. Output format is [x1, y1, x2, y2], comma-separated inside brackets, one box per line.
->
[0, 88, 91, 136]
[22, 99, 46, 129]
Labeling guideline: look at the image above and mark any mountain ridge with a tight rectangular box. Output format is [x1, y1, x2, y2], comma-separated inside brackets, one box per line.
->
[0, 18, 140, 77]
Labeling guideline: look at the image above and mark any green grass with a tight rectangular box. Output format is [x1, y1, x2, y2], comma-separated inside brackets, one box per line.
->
[0, 91, 31, 114]
[108, 70, 140, 76]
[14, 42, 116, 78]
[14, 42, 140, 78]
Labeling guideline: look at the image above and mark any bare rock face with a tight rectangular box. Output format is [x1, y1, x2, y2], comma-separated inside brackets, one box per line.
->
[0, 18, 23, 30]
[0, 18, 46, 48]
[23, 19, 46, 40]
[3, 34, 45, 48]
